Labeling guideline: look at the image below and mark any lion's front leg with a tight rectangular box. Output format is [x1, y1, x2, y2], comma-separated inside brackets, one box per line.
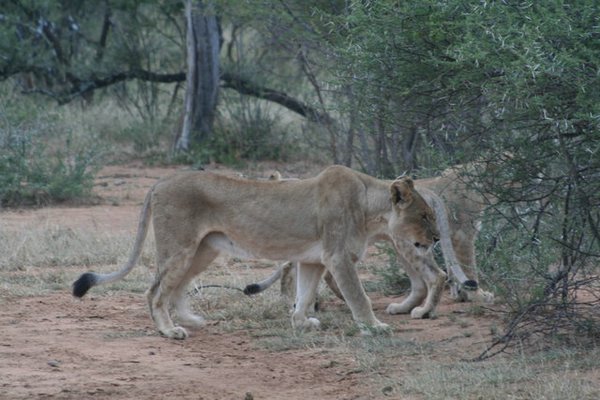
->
[325, 254, 390, 335]
[386, 261, 427, 315]
[409, 255, 446, 319]
[291, 263, 324, 331]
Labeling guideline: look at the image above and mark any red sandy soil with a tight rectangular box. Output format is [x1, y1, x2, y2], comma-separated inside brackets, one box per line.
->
[0, 163, 499, 400]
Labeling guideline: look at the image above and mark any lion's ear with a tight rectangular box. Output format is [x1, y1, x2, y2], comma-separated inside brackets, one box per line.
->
[390, 178, 414, 208]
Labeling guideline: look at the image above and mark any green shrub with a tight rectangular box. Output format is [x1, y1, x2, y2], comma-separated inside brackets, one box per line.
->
[0, 94, 99, 206]
[176, 94, 300, 167]
[0, 131, 97, 206]
[372, 244, 412, 296]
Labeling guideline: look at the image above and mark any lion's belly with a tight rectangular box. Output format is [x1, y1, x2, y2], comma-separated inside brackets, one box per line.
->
[203, 232, 323, 263]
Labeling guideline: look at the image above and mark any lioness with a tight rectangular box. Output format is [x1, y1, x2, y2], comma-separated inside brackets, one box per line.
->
[72, 165, 442, 339]
[414, 166, 494, 304]
[246, 167, 494, 314]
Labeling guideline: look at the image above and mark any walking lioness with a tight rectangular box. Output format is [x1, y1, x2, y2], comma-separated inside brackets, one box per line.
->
[73, 165, 442, 339]
[246, 166, 495, 314]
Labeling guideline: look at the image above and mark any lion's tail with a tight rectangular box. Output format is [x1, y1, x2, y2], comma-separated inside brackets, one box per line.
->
[72, 189, 154, 298]
[243, 261, 289, 295]
[428, 191, 478, 291]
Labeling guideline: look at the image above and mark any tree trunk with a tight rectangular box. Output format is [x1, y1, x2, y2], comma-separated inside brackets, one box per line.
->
[401, 125, 419, 172]
[175, 0, 220, 152]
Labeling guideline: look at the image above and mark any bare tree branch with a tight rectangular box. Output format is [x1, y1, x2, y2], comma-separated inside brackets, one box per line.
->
[221, 71, 333, 124]
[11, 61, 335, 128]
[19, 70, 186, 104]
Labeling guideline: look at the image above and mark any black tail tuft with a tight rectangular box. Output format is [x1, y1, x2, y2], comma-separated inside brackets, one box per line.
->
[72, 272, 97, 298]
[463, 280, 478, 291]
[243, 283, 262, 296]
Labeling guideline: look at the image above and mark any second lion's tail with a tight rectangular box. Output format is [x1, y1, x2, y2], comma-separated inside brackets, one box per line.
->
[427, 191, 478, 291]
[243, 261, 291, 295]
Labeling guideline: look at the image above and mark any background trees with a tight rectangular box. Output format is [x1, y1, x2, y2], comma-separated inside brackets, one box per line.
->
[175, 0, 220, 152]
[1, 0, 598, 355]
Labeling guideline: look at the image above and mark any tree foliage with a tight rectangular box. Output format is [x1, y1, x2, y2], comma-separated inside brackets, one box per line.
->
[0, 0, 184, 103]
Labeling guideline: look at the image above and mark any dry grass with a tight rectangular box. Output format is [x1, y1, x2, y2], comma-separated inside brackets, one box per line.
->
[1, 222, 598, 399]
[0, 222, 155, 296]
[395, 349, 600, 400]
[191, 276, 599, 399]
[1, 226, 131, 270]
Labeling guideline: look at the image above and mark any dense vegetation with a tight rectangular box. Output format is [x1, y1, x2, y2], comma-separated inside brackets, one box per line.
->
[1, 0, 598, 356]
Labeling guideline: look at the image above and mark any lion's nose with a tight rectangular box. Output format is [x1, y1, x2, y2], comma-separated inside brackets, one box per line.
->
[433, 235, 440, 243]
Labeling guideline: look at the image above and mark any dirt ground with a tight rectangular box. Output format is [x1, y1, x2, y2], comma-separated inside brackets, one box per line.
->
[0, 163, 500, 400]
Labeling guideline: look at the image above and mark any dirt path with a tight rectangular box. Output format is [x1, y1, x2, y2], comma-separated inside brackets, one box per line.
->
[1, 293, 369, 400]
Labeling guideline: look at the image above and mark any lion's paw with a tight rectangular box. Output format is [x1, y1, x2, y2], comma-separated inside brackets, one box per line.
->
[160, 326, 189, 340]
[177, 314, 206, 328]
[410, 306, 433, 319]
[292, 316, 321, 331]
[359, 322, 392, 336]
[386, 302, 411, 315]
[470, 289, 495, 304]
[307, 317, 321, 329]
[481, 290, 495, 304]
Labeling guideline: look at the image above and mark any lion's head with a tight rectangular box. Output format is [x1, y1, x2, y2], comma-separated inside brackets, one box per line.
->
[388, 177, 439, 254]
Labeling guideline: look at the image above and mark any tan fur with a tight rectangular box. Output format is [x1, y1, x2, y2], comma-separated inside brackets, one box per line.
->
[256, 167, 494, 314]
[415, 166, 494, 303]
[73, 165, 441, 339]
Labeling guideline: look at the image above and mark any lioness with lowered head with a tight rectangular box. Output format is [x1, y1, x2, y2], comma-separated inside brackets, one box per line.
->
[73, 165, 442, 339]
[246, 166, 494, 314]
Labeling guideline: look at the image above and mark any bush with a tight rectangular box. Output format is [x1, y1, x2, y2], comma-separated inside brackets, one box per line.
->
[0, 131, 97, 206]
[372, 244, 412, 296]
[0, 94, 98, 206]
[176, 94, 300, 167]
[472, 151, 600, 359]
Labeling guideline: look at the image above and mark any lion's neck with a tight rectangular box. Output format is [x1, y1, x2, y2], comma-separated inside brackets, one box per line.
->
[364, 180, 395, 238]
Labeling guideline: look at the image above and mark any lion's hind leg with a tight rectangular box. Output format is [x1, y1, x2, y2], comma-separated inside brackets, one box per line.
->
[292, 263, 324, 331]
[146, 251, 194, 340]
[146, 262, 188, 339]
[172, 243, 219, 329]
